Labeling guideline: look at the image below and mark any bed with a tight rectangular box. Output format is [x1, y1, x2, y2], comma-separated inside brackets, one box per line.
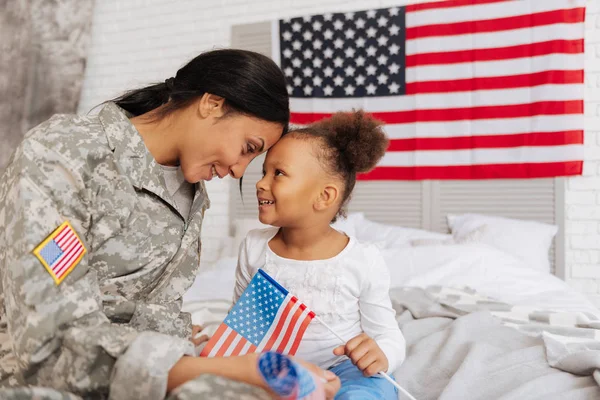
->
[183, 212, 600, 399]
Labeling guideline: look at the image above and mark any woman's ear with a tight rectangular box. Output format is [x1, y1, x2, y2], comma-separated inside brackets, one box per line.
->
[314, 183, 341, 212]
[198, 93, 226, 119]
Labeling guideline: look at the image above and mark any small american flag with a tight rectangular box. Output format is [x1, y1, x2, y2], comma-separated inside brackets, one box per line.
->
[33, 221, 86, 285]
[273, 0, 585, 180]
[200, 269, 315, 357]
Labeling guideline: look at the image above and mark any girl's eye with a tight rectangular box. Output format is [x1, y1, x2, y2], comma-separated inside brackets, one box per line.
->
[261, 170, 266, 177]
[274, 169, 283, 176]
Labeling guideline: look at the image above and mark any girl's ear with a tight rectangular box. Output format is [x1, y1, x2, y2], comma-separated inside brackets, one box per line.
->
[314, 183, 341, 212]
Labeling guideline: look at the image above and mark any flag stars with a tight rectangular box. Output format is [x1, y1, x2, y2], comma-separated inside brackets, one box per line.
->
[333, 38, 344, 49]
[293, 76, 302, 86]
[344, 85, 355, 95]
[389, 63, 400, 74]
[377, 73, 388, 84]
[324, 85, 334, 96]
[323, 66, 334, 77]
[377, 54, 388, 65]
[344, 48, 356, 58]
[366, 10, 377, 18]
[313, 39, 323, 50]
[367, 64, 377, 75]
[292, 22, 302, 32]
[334, 75, 344, 86]
[345, 28, 355, 39]
[313, 76, 323, 86]
[344, 65, 356, 76]
[377, 16, 389, 27]
[333, 57, 344, 67]
[389, 24, 401, 36]
[283, 49, 293, 59]
[344, 12, 355, 19]
[389, 82, 400, 93]
[313, 20, 322, 31]
[356, 37, 366, 48]
[366, 27, 377, 38]
[282, 31, 292, 41]
[389, 7, 400, 16]
[303, 31, 313, 41]
[356, 56, 366, 66]
[366, 46, 377, 57]
[355, 75, 366, 85]
[333, 19, 344, 30]
[302, 67, 313, 77]
[323, 48, 334, 58]
[356, 18, 366, 29]
[377, 36, 389, 47]
[303, 49, 313, 59]
[389, 44, 400, 55]
[313, 58, 323, 68]
[303, 85, 313, 95]
[292, 40, 302, 50]
[324, 29, 334, 40]
[366, 83, 377, 94]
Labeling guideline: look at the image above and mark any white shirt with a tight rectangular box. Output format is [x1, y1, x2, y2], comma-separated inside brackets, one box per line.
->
[233, 227, 406, 372]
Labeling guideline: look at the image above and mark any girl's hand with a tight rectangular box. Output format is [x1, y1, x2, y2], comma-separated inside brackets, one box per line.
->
[295, 358, 341, 399]
[333, 333, 388, 377]
[190, 325, 209, 346]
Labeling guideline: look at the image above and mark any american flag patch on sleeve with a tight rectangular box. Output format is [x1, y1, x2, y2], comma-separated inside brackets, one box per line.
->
[33, 221, 86, 285]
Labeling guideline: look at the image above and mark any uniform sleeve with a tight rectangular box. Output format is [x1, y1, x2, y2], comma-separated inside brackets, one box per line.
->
[358, 248, 406, 373]
[0, 140, 194, 399]
[232, 235, 253, 304]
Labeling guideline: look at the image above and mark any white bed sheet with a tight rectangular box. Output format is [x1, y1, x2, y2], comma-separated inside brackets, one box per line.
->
[184, 241, 598, 320]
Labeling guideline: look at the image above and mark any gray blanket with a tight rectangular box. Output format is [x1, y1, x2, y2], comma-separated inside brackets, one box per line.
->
[391, 286, 600, 400]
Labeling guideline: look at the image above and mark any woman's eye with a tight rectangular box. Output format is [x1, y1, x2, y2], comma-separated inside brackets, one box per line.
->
[247, 143, 257, 154]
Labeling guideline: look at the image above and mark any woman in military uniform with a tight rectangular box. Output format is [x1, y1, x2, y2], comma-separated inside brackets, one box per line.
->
[0, 49, 340, 399]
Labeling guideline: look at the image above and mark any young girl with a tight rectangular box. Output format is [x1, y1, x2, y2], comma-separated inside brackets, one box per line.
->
[233, 110, 405, 399]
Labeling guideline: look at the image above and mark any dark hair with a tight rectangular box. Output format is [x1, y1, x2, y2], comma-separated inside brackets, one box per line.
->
[291, 110, 388, 222]
[110, 48, 290, 133]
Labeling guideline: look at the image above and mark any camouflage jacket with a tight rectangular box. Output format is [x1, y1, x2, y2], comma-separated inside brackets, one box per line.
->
[0, 103, 210, 399]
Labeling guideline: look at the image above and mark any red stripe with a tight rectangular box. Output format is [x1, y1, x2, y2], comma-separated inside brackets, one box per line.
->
[406, 8, 585, 40]
[276, 306, 304, 353]
[406, 39, 584, 67]
[405, 70, 584, 94]
[55, 246, 84, 279]
[357, 161, 583, 180]
[406, 0, 508, 12]
[54, 225, 71, 244]
[290, 100, 583, 125]
[262, 297, 296, 351]
[200, 323, 228, 357]
[53, 243, 83, 276]
[388, 130, 583, 151]
[231, 337, 248, 356]
[248, 344, 257, 353]
[56, 233, 77, 254]
[288, 314, 314, 356]
[215, 330, 238, 357]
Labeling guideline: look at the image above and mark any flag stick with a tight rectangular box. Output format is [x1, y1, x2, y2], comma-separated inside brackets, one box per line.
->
[314, 316, 417, 400]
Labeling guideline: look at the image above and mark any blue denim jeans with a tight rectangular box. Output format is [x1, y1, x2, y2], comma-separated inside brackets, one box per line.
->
[329, 359, 398, 400]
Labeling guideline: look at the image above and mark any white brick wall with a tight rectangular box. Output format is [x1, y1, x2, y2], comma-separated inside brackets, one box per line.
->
[79, 0, 600, 298]
[568, 0, 600, 304]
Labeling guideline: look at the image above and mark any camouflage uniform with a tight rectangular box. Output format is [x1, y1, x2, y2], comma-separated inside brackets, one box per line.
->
[0, 102, 229, 399]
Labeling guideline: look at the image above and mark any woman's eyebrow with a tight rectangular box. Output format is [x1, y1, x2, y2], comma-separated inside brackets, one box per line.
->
[258, 138, 265, 152]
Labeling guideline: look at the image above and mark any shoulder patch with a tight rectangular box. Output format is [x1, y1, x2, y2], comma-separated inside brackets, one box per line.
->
[33, 221, 86, 285]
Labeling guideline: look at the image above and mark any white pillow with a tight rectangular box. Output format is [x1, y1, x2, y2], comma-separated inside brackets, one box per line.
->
[447, 213, 558, 273]
[351, 215, 451, 249]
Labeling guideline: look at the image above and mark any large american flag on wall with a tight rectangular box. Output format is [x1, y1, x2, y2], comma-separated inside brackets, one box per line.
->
[272, 0, 585, 180]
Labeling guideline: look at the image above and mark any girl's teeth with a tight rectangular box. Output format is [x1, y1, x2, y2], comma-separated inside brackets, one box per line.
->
[212, 166, 217, 178]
